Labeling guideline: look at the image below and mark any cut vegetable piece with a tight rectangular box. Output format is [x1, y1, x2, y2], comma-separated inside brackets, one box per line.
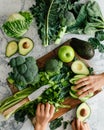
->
[69, 74, 87, 84]
[71, 86, 78, 93]
[6, 41, 18, 57]
[76, 102, 91, 121]
[18, 37, 34, 56]
[69, 90, 78, 99]
[71, 60, 89, 75]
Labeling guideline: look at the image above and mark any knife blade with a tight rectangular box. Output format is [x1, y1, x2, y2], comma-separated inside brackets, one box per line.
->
[28, 84, 50, 101]
[3, 84, 51, 117]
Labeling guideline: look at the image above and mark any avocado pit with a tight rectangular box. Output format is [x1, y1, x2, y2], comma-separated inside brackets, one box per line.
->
[23, 42, 30, 49]
[80, 108, 87, 117]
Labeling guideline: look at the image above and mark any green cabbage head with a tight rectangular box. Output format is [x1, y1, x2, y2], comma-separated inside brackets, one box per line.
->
[2, 11, 33, 38]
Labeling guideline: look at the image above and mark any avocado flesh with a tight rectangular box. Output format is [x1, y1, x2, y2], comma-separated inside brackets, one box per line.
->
[6, 41, 18, 57]
[71, 60, 89, 75]
[70, 38, 95, 60]
[76, 102, 91, 121]
[19, 37, 34, 56]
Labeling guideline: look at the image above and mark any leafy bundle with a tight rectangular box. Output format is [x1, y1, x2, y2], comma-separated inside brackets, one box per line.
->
[2, 12, 33, 38]
[67, 0, 104, 34]
[30, 0, 104, 46]
[30, 0, 73, 46]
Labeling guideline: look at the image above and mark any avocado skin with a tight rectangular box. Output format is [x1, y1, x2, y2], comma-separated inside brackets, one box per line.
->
[70, 38, 95, 60]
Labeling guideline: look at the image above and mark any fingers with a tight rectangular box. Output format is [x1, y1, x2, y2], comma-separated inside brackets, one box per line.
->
[36, 103, 41, 115]
[84, 122, 90, 130]
[36, 103, 55, 117]
[77, 85, 92, 95]
[76, 118, 81, 130]
[71, 119, 76, 130]
[50, 104, 55, 115]
[45, 103, 50, 113]
[80, 121, 85, 130]
[41, 104, 45, 116]
[71, 119, 90, 130]
[76, 77, 89, 84]
[79, 89, 93, 98]
[75, 80, 90, 90]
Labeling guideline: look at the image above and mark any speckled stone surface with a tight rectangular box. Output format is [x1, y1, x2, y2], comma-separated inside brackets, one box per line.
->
[0, 0, 104, 130]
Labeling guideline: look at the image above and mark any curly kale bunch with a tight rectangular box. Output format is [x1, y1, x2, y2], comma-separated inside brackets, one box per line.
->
[8, 56, 38, 90]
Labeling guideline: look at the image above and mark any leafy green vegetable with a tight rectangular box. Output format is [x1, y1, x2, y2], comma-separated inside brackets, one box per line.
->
[88, 38, 104, 53]
[45, 58, 63, 74]
[67, 0, 104, 35]
[0, 87, 36, 118]
[95, 31, 104, 41]
[30, 0, 72, 46]
[2, 11, 33, 38]
[49, 117, 63, 130]
[8, 56, 38, 90]
[30, 0, 104, 46]
[63, 121, 69, 129]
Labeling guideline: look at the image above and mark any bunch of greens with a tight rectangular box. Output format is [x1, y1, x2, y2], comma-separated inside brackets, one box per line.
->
[14, 59, 73, 122]
[30, 0, 76, 46]
[88, 31, 104, 53]
[8, 56, 39, 90]
[0, 87, 36, 119]
[67, 0, 104, 34]
[30, 0, 104, 46]
[2, 11, 33, 38]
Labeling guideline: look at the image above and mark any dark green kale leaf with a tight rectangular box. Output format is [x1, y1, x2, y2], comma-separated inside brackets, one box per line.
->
[88, 38, 104, 53]
[49, 117, 63, 130]
[30, 0, 72, 46]
[95, 31, 104, 41]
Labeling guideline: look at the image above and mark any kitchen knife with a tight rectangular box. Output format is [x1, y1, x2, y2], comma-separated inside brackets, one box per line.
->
[3, 84, 51, 117]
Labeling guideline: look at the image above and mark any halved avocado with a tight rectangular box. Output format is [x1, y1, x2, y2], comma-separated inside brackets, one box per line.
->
[71, 60, 89, 75]
[76, 102, 91, 121]
[18, 37, 34, 56]
[6, 41, 18, 57]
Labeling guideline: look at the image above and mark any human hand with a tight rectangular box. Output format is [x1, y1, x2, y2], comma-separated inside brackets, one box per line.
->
[35, 103, 55, 130]
[71, 118, 90, 130]
[75, 73, 104, 98]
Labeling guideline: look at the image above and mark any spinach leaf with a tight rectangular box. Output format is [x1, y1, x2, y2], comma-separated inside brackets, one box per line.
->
[49, 117, 63, 130]
[95, 31, 104, 41]
[88, 37, 104, 53]
[67, 0, 104, 35]
[63, 121, 69, 129]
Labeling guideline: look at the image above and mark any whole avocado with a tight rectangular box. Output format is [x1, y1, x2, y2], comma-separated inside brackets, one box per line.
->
[70, 38, 95, 60]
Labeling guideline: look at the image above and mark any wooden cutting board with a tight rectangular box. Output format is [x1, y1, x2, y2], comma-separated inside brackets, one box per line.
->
[8, 39, 100, 121]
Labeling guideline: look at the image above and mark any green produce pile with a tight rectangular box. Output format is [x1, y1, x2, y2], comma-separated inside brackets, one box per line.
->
[0, 56, 94, 122]
[30, 0, 104, 46]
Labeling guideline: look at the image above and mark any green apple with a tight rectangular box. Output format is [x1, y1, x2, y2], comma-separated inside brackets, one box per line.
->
[58, 45, 75, 63]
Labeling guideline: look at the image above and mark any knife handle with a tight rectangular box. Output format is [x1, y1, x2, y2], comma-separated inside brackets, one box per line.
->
[3, 97, 29, 117]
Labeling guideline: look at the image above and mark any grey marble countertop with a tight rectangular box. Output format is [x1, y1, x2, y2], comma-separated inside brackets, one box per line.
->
[0, 0, 104, 130]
